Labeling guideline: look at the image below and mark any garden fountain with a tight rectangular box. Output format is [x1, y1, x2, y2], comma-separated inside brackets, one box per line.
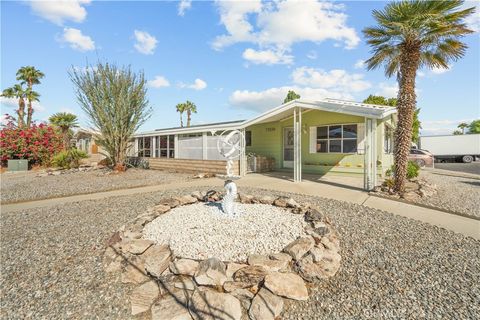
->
[216, 129, 244, 216]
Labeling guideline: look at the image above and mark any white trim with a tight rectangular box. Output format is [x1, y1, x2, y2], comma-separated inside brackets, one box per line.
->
[364, 118, 377, 190]
[134, 99, 397, 137]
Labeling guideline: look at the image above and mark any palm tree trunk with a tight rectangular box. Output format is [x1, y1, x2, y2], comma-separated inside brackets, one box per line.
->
[26, 100, 33, 127]
[394, 44, 420, 194]
[17, 98, 25, 129]
[187, 110, 191, 127]
[180, 112, 184, 127]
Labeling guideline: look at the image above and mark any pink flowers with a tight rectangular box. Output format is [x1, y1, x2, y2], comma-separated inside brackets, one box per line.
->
[0, 122, 63, 166]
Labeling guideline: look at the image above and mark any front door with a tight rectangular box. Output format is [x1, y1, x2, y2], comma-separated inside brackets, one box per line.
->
[283, 127, 294, 168]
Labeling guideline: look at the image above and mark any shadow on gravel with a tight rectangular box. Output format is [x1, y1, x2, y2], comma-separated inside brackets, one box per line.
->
[110, 246, 240, 319]
[460, 180, 480, 187]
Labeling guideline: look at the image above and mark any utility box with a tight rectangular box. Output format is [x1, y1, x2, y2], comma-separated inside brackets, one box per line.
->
[7, 159, 28, 171]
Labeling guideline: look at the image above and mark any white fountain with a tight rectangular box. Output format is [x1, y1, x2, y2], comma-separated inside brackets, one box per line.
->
[216, 130, 244, 216]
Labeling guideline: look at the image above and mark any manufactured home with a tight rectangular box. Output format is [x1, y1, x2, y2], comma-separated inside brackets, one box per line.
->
[132, 99, 397, 190]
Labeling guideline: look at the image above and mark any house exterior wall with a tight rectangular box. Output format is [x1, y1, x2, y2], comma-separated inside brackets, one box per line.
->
[246, 109, 393, 176]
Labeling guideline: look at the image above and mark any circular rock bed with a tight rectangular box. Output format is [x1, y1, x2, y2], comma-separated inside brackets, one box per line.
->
[143, 202, 308, 261]
[103, 190, 342, 320]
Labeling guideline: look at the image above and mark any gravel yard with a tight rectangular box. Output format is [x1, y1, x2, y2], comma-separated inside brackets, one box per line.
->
[0, 169, 192, 204]
[143, 202, 307, 261]
[415, 170, 480, 218]
[1, 186, 479, 319]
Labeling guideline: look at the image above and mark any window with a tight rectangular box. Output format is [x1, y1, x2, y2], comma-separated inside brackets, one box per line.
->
[155, 135, 175, 158]
[384, 125, 393, 154]
[245, 131, 252, 147]
[315, 124, 358, 153]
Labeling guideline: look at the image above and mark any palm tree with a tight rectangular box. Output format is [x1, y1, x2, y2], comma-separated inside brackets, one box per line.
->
[1, 84, 26, 128]
[16, 66, 45, 127]
[457, 122, 469, 134]
[184, 100, 197, 127]
[176, 103, 186, 127]
[49, 112, 79, 149]
[363, 0, 474, 193]
[24, 88, 40, 125]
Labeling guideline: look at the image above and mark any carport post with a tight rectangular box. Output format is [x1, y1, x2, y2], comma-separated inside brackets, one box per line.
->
[364, 118, 377, 190]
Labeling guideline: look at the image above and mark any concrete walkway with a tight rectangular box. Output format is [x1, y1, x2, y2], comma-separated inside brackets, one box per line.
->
[2, 174, 479, 240]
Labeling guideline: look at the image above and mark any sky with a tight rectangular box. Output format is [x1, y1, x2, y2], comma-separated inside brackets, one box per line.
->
[1, 0, 479, 136]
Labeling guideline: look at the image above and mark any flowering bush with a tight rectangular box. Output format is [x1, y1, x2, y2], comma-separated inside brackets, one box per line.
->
[0, 121, 63, 166]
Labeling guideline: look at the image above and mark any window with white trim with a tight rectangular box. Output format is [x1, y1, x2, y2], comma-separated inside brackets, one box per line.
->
[314, 124, 358, 153]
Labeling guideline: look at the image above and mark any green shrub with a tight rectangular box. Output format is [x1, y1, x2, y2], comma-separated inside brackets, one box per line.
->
[386, 161, 420, 180]
[53, 148, 88, 169]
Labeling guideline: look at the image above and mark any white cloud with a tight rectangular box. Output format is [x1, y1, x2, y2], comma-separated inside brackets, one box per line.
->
[59, 107, 76, 114]
[242, 48, 293, 65]
[229, 66, 373, 112]
[148, 76, 170, 88]
[431, 66, 451, 75]
[133, 30, 157, 55]
[179, 78, 207, 91]
[464, 2, 479, 32]
[178, 0, 192, 16]
[421, 118, 475, 136]
[229, 86, 353, 112]
[354, 59, 364, 69]
[60, 27, 95, 51]
[28, 0, 91, 25]
[213, 0, 359, 64]
[0, 97, 45, 112]
[376, 82, 398, 98]
[292, 67, 371, 92]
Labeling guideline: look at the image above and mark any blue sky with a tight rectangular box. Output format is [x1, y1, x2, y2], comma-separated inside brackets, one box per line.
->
[1, 0, 479, 135]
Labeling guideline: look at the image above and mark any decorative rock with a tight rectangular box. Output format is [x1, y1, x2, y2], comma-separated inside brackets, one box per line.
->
[273, 197, 288, 207]
[144, 245, 172, 278]
[305, 208, 323, 222]
[160, 198, 180, 208]
[270, 252, 292, 264]
[134, 213, 157, 226]
[233, 265, 268, 287]
[123, 230, 143, 240]
[296, 253, 341, 281]
[121, 264, 149, 284]
[283, 236, 315, 261]
[263, 272, 308, 301]
[286, 198, 299, 208]
[238, 194, 253, 204]
[249, 287, 284, 320]
[176, 195, 198, 206]
[153, 204, 171, 214]
[312, 222, 330, 236]
[125, 239, 154, 255]
[258, 195, 275, 205]
[247, 254, 289, 272]
[174, 277, 196, 291]
[230, 288, 254, 311]
[189, 289, 242, 320]
[170, 258, 199, 276]
[226, 262, 247, 279]
[151, 290, 190, 320]
[321, 236, 340, 252]
[130, 280, 160, 315]
[223, 281, 251, 293]
[194, 258, 228, 286]
[106, 231, 122, 247]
